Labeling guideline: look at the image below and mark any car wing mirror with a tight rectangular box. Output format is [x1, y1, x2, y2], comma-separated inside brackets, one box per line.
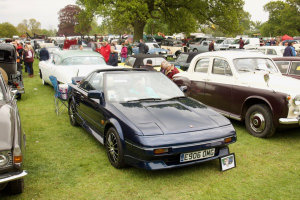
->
[180, 86, 188, 93]
[88, 90, 105, 105]
[11, 89, 18, 99]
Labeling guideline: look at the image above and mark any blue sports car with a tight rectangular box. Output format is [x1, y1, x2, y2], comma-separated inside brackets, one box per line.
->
[67, 68, 236, 170]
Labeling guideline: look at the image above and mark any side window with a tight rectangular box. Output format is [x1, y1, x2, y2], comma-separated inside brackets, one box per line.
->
[212, 58, 232, 76]
[290, 61, 300, 76]
[266, 49, 276, 55]
[89, 72, 103, 91]
[203, 42, 208, 46]
[194, 58, 209, 73]
[275, 61, 290, 74]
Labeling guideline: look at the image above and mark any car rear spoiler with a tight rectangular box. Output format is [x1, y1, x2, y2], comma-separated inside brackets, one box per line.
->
[71, 76, 84, 85]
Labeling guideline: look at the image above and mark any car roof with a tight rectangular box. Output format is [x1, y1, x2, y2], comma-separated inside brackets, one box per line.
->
[258, 46, 285, 49]
[53, 50, 102, 59]
[94, 68, 148, 73]
[196, 50, 270, 59]
[273, 57, 300, 61]
[0, 43, 16, 52]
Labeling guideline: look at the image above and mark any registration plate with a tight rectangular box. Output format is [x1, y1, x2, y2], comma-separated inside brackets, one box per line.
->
[180, 148, 215, 163]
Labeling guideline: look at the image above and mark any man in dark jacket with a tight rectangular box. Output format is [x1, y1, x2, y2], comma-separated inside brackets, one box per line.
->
[137, 39, 148, 54]
[39, 47, 50, 61]
[283, 42, 293, 56]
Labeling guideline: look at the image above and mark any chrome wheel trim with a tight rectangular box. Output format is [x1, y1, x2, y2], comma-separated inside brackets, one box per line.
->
[69, 102, 76, 123]
[250, 111, 266, 133]
[107, 132, 119, 163]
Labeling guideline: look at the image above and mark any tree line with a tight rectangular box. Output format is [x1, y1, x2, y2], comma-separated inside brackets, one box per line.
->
[0, 0, 299, 39]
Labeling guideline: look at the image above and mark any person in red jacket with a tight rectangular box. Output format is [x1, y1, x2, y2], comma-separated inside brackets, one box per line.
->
[96, 41, 111, 63]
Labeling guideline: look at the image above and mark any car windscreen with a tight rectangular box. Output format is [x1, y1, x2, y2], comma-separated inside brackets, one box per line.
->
[233, 58, 279, 73]
[61, 56, 106, 65]
[104, 72, 184, 102]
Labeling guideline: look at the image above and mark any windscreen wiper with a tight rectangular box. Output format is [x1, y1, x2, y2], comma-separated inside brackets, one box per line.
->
[162, 96, 186, 101]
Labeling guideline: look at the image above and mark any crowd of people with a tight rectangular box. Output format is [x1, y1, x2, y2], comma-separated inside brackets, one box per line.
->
[12, 41, 35, 78]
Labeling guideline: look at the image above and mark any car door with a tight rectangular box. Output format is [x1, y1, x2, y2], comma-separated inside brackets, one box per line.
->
[274, 61, 290, 75]
[188, 57, 210, 104]
[205, 58, 234, 113]
[78, 72, 106, 134]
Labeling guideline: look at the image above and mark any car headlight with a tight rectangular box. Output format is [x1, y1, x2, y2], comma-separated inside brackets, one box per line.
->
[0, 151, 12, 168]
[293, 95, 300, 106]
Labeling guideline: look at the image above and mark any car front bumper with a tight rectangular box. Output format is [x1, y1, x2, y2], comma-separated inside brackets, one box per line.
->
[124, 130, 236, 170]
[0, 170, 27, 184]
[279, 117, 300, 125]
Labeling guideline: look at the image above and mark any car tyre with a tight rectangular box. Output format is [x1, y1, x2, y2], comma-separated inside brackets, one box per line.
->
[245, 104, 276, 138]
[175, 51, 181, 57]
[6, 178, 24, 194]
[193, 48, 198, 52]
[68, 100, 79, 126]
[105, 127, 126, 169]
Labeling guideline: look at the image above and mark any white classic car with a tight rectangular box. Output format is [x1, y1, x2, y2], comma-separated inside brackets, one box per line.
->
[173, 51, 300, 138]
[39, 50, 111, 85]
[257, 46, 286, 58]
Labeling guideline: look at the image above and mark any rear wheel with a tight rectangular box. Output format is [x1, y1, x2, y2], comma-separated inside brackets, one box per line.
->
[105, 127, 126, 169]
[245, 104, 276, 138]
[68, 100, 79, 126]
[6, 178, 24, 194]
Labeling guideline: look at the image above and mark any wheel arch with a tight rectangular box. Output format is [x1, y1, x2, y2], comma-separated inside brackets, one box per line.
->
[104, 118, 124, 145]
[241, 96, 274, 121]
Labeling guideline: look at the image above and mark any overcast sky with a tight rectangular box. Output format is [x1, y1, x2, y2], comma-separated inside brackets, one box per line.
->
[0, 0, 272, 29]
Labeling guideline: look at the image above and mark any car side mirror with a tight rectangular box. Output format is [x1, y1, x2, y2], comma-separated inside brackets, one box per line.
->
[180, 86, 188, 93]
[11, 90, 18, 99]
[88, 90, 105, 105]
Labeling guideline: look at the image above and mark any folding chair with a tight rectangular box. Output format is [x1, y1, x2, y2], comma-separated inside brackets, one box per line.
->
[49, 76, 68, 115]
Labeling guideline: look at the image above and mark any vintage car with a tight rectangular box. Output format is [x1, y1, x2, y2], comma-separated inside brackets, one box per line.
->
[173, 51, 300, 138]
[170, 52, 200, 71]
[39, 50, 110, 85]
[0, 71, 27, 194]
[0, 44, 24, 99]
[189, 39, 213, 53]
[160, 39, 186, 57]
[132, 43, 169, 56]
[67, 68, 236, 170]
[218, 38, 235, 50]
[257, 46, 285, 58]
[273, 57, 300, 79]
[121, 54, 167, 71]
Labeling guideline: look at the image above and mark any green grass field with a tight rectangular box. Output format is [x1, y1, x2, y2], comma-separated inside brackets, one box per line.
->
[1, 60, 299, 200]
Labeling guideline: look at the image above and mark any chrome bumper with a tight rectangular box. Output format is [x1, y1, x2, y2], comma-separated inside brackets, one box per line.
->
[279, 117, 300, 125]
[0, 171, 27, 184]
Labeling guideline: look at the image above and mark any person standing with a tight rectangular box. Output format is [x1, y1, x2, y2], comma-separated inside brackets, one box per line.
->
[97, 41, 111, 63]
[283, 42, 293, 56]
[291, 42, 297, 56]
[120, 43, 128, 63]
[125, 40, 133, 56]
[239, 38, 244, 49]
[107, 46, 118, 66]
[137, 39, 148, 54]
[209, 40, 215, 51]
[24, 45, 34, 77]
[39, 45, 50, 61]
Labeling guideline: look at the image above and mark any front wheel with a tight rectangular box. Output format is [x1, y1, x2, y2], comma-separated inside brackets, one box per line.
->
[105, 127, 126, 169]
[245, 104, 276, 138]
[68, 100, 79, 126]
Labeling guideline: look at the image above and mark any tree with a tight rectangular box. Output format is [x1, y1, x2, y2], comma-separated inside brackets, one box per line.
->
[77, 0, 245, 41]
[0, 23, 19, 38]
[57, 5, 81, 36]
[260, 0, 300, 36]
[75, 10, 93, 36]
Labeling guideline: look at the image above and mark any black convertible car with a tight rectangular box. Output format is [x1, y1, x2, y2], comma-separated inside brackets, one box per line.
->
[68, 68, 236, 170]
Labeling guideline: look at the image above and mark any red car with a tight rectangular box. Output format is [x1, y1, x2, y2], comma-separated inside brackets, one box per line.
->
[273, 57, 300, 80]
